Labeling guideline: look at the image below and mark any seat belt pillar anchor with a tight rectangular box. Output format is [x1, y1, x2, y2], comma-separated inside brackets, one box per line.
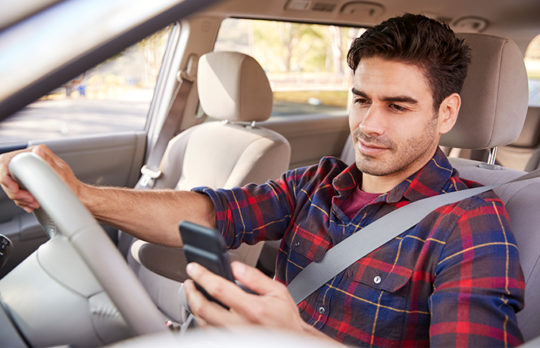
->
[139, 165, 162, 189]
[177, 53, 198, 83]
[178, 70, 195, 83]
[141, 165, 162, 179]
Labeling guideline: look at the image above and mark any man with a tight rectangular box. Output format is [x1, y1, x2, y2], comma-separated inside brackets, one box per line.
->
[0, 14, 524, 346]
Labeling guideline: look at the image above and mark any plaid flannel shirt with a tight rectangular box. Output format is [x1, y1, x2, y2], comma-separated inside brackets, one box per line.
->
[195, 148, 524, 347]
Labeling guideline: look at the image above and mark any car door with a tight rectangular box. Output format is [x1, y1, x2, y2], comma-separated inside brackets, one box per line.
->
[0, 27, 174, 277]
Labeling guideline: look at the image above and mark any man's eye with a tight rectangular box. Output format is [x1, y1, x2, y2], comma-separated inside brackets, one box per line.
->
[354, 98, 370, 105]
[389, 103, 407, 112]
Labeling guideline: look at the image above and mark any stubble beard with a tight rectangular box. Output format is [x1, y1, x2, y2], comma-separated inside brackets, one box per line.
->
[353, 118, 439, 177]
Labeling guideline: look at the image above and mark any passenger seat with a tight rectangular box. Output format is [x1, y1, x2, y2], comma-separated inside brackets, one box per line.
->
[128, 51, 291, 323]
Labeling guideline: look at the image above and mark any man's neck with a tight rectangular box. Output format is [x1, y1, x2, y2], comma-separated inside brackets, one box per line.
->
[361, 172, 405, 194]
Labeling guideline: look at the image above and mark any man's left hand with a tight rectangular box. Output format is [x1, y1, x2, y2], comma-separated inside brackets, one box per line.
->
[184, 261, 309, 333]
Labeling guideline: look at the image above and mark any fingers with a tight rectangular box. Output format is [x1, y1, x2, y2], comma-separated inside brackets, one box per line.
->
[185, 262, 311, 336]
[33, 145, 62, 170]
[186, 262, 250, 306]
[1, 145, 87, 214]
[32, 145, 82, 197]
[0, 148, 27, 192]
[184, 277, 245, 327]
[0, 146, 41, 212]
[227, 262, 295, 323]
[186, 261, 290, 325]
[33, 145, 72, 178]
[13, 192, 40, 213]
[193, 314, 208, 327]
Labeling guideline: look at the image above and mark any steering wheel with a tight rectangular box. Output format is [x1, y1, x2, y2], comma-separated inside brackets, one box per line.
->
[8, 152, 168, 336]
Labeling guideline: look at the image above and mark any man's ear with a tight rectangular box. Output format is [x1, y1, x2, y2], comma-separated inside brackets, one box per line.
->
[437, 93, 460, 135]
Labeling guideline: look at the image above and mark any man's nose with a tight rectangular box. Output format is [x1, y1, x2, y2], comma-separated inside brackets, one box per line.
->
[359, 105, 385, 136]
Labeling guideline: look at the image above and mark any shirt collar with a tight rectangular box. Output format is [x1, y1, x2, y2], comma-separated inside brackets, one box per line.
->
[333, 161, 362, 199]
[386, 148, 455, 203]
[333, 147, 455, 203]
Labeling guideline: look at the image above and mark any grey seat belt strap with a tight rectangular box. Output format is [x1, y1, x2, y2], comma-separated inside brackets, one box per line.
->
[137, 77, 194, 189]
[288, 168, 540, 305]
[118, 75, 194, 255]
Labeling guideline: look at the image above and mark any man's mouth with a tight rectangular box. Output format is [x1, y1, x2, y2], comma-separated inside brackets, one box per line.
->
[357, 140, 389, 156]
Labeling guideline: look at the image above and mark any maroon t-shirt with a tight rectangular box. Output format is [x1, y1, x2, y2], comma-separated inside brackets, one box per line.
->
[338, 185, 380, 219]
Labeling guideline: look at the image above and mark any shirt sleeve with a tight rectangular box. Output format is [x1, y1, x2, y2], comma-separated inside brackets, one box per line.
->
[428, 195, 525, 347]
[192, 170, 300, 249]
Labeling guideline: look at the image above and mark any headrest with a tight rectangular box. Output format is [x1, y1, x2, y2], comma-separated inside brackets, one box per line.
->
[440, 33, 529, 149]
[197, 51, 273, 122]
[511, 106, 540, 148]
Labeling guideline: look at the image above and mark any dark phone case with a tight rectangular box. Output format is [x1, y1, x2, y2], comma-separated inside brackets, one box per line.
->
[179, 221, 235, 308]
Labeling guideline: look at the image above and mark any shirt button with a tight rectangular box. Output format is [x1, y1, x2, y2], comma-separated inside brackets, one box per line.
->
[294, 241, 300, 248]
[318, 306, 326, 314]
[373, 275, 382, 284]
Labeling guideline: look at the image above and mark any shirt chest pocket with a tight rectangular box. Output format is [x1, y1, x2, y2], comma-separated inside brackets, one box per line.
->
[338, 261, 415, 341]
[342, 260, 414, 317]
[346, 261, 413, 293]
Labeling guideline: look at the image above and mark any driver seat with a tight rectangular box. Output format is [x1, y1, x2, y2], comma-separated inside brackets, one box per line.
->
[128, 51, 291, 323]
[439, 33, 540, 343]
[340, 32, 538, 343]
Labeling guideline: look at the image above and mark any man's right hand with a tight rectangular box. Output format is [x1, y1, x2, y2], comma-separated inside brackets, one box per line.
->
[0, 145, 84, 213]
[1, 144, 214, 247]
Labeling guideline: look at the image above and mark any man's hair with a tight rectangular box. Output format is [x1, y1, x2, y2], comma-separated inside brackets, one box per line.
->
[347, 14, 471, 110]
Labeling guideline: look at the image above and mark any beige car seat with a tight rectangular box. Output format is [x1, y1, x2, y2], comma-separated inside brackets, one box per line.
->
[342, 33, 540, 343]
[496, 106, 540, 170]
[442, 102, 540, 172]
[128, 51, 291, 322]
[441, 33, 540, 343]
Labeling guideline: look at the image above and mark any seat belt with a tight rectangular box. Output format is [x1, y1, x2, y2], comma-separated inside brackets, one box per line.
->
[118, 60, 197, 255]
[137, 67, 195, 190]
[288, 167, 540, 305]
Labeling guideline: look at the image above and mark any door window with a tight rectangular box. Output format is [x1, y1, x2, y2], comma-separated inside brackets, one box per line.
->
[526, 34, 540, 106]
[215, 19, 364, 118]
[0, 26, 171, 146]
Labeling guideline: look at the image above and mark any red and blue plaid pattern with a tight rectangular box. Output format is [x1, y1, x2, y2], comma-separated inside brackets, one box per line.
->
[195, 148, 524, 346]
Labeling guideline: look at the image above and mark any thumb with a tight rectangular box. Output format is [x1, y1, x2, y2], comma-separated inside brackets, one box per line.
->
[32, 145, 60, 169]
[231, 261, 283, 296]
[32, 145, 75, 180]
[31, 144, 47, 158]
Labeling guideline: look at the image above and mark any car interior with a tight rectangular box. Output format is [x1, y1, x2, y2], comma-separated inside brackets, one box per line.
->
[1, 0, 540, 346]
[127, 50, 291, 323]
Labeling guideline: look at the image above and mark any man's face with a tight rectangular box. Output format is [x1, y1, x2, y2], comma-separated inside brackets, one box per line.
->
[349, 57, 442, 179]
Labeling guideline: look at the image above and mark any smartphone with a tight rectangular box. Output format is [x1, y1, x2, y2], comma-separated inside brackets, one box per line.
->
[179, 221, 238, 308]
